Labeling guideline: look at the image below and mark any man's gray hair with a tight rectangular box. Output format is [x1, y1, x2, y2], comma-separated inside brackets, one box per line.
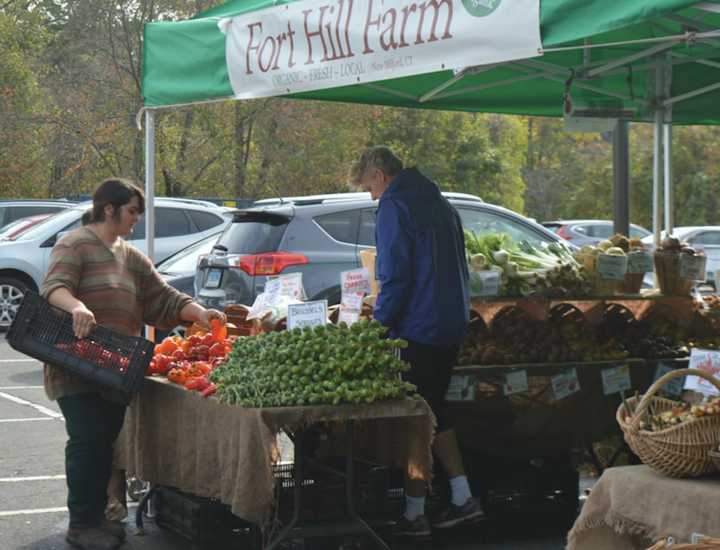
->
[348, 146, 404, 186]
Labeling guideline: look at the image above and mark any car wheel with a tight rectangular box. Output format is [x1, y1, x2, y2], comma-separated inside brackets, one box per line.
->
[0, 277, 28, 331]
[168, 325, 186, 339]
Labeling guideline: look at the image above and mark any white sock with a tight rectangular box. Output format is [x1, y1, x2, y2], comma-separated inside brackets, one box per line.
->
[450, 475, 472, 506]
[404, 495, 426, 521]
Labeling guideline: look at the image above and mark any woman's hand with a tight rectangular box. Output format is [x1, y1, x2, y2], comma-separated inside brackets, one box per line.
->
[197, 308, 226, 330]
[71, 303, 96, 339]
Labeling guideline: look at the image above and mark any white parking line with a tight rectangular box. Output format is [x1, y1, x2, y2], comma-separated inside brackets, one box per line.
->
[0, 359, 39, 363]
[0, 475, 66, 482]
[0, 391, 62, 419]
[0, 386, 44, 390]
[0, 418, 54, 424]
[0, 503, 137, 517]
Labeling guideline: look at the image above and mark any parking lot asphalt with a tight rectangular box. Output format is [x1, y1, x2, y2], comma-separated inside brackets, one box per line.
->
[0, 335, 568, 550]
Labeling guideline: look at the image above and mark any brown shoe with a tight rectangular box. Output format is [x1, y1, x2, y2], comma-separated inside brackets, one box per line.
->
[101, 520, 126, 541]
[66, 527, 120, 550]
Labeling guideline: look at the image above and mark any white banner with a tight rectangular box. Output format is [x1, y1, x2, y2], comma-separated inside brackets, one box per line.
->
[220, 0, 542, 100]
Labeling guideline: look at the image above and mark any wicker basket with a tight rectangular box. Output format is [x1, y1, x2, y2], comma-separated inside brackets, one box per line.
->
[647, 537, 720, 549]
[617, 368, 720, 478]
[654, 251, 693, 296]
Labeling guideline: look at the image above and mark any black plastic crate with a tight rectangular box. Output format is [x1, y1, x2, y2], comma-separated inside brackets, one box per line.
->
[153, 486, 259, 548]
[7, 291, 152, 395]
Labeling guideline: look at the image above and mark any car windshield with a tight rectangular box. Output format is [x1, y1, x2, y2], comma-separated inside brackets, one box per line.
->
[14, 206, 87, 241]
[157, 233, 220, 274]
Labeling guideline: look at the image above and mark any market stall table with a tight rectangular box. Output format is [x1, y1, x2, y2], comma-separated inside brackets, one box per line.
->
[116, 377, 435, 548]
[567, 465, 720, 550]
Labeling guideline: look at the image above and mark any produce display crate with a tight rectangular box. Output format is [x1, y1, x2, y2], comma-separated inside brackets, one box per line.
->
[7, 291, 152, 394]
[153, 485, 259, 548]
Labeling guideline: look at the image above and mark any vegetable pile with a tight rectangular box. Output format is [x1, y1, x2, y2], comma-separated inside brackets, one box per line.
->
[148, 320, 232, 397]
[624, 398, 720, 431]
[465, 231, 590, 297]
[209, 320, 417, 407]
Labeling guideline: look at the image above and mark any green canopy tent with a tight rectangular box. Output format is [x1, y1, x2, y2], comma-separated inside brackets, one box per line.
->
[139, 0, 720, 259]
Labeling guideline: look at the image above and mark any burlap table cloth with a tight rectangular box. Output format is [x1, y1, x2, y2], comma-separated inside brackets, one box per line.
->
[116, 377, 435, 524]
[567, 465, 720, 550]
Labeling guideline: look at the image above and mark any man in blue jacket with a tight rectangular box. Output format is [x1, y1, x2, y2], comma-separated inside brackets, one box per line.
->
[350, 146, 483, 538]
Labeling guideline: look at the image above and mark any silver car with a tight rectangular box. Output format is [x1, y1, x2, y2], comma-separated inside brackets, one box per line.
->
[197, 192, 564, 309]
[544, 220, 651, 247]
[0, 198, 231, 328]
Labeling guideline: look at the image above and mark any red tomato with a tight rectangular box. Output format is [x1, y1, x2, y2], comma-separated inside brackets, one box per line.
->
[201, 333, 215, 347]
[188, 335, 202, 347]
[209, 342, 226, 358]
[172, 349, 186, 362]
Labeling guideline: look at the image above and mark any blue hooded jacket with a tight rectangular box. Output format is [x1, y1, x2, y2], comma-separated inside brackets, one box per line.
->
[373, 168, 469, 348]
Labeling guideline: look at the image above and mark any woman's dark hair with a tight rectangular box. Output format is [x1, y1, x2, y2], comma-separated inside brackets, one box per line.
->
[87, 178, 145, 224]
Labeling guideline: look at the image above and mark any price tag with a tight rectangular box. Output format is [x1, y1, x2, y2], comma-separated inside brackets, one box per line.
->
[340, 268, 371, 296]
[287, 300, 328, 331]
[445, 375, 476, 402]
[469, 270, 500, 297]
[551, 368, 581, 401]
[601, 365, 632, 395]
[627, 251, 654, 274]
[685, 348, 720, 396]
[504, 370, 529, 396]
[597, 254, 628, 281]
[654, 363, 684, 397]
[680, 255, 707, 281]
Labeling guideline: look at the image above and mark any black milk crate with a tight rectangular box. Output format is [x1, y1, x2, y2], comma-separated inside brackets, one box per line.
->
[153, 486, 259, 548]
[7, 291, 152, 395]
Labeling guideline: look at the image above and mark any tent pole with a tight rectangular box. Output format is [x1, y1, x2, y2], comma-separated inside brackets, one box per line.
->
[652, 59, 665, 247]
[144, 109, 156, 342]
[613, 120, 630, 236]
[664, 124, 674, 235]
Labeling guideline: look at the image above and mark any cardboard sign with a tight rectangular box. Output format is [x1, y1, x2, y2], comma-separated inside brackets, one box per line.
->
[601, 365, 632, 395]
[504, 370, 529, 396]
[469, 270, 501, 297]
[597, 254, 628, 281]
[340, 268, 371, 296]
[627, 251, 654, 274]
[445, 375, 476, 402]
[287, 300, 328, 331]
[680, 255, 708, 281]
[685, 348, 720, 396]
[552, 368, 581, 401]
[654, 363, 685, 397]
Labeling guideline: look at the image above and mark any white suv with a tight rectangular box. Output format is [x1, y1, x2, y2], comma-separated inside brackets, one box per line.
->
[0, 199, 231, 328]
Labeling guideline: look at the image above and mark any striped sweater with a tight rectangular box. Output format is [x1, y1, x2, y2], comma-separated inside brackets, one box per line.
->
[40, 226, 193, 401]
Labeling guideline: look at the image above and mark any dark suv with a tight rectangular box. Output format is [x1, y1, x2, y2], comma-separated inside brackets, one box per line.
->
[196, 193, 563, 309]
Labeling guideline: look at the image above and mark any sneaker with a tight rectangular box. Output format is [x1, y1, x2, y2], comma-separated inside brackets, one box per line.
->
[101, 520, 126, 541]
[395, 514, 432, 538]
[66, 527, 121, 550]
[431, 498, 485, 529]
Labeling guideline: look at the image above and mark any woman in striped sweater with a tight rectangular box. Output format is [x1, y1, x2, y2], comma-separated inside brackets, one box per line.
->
[42, 178, 225, 550]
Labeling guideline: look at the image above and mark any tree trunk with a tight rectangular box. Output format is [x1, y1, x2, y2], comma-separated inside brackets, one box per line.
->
[234, 102, 248, 198]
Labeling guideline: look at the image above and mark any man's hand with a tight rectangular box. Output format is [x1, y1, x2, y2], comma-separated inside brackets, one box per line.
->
[71, 304, 96, 339]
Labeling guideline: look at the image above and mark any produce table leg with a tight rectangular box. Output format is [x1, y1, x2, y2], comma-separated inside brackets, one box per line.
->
[264, 420, 391, 550]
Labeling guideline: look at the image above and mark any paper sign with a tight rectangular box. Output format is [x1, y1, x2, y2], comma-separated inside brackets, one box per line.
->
[338, 292, 364, 326]
[469, 270, 501, 297]
[504, 370, 529, 396]
[563, 117, 617, 134]
[601, 365, 632, 395]
[340, 269, 371, 296]
[445, 375, 476, 402]
[685, 348, 720, 396]
[654, 363, 685, 397]
[627, 252, 654, 274]
[552, 368, 581, 401]
[597, 254, 628, 281]
[680, 255, 708, 281]
[287, 300, 328, 331]
[246, 292, 269, 320]
[264, 272, 305, 301]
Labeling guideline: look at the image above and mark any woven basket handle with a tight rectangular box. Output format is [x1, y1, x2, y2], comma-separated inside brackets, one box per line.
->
[629, 368, 720, 430]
